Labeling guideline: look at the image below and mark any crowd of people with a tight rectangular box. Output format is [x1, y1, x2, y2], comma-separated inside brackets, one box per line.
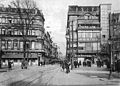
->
[60, 59, 93, 73]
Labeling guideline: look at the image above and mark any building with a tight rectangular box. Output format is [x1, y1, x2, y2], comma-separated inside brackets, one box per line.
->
[66, 4, 111, 61]
[0, 6, 45, 65]
[43, 32, 53, 64]
[109, 12, 120, 61]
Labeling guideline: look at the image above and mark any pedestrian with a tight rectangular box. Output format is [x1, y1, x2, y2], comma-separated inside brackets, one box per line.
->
[8, 60, 12, 70]
[117, 59, 120, 73]
[61, 61, 65, 71]
[74, 60, 78, 68]
[65, 60, 70, 73]
[83, 60, 86, 67]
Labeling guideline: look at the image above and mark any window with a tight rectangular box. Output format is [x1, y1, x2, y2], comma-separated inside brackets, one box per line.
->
[78, 7, 82, 11]
[14, 30, 18, 35]
[32, 30, 36, 35]
[86, 43, 92, 50]
[69, 6, 76, 11]
[0, 29, 1, 34]
[2, 29, 6, 35]
[13, 40, 18, 49]
[93, 7, 97, 11]
[31, 41, 35, 49]
[2, 17, 6, 23]
[83, 7, 88, 11]
[85, 32, 91, 38]
[28, 30, 32, 35]
[7, 30, 12, 35]
[93, 43, 97, 50]
[19, 41, 23, 49]
[7, 40, 12, 49]
[2, 40, 6, 49]
[88, 7, 92, 11]
[0, 18, 2, 23]
[26, 42, 30, 49]
[78, 43, 85, 51]
[92, 33, 97, 38]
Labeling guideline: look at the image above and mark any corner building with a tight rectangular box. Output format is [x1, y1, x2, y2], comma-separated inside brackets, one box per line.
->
[66, 4, 111, 60]
[0, 7, 45, 65]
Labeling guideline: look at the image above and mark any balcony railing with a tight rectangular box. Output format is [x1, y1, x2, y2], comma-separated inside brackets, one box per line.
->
[78, 20, 100, 24]
[78, 27, 101, 30]
[68, 11, 99, 16]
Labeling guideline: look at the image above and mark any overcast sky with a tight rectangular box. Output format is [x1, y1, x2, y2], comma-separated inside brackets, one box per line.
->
[1, 0, 120, 56]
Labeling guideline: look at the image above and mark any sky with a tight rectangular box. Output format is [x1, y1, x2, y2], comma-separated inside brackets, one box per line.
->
[1, 0, 120, 56]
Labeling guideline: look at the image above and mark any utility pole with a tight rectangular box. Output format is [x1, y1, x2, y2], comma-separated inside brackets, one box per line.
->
[71, 20, 74, 70]
[77, 19, 78, 60]
[108, 13, 113, 79]
[0, 27, 2, 68]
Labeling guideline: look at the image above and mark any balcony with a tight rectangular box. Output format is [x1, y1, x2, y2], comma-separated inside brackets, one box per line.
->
[78, 38, 101, 42]
[68, 11, 99, 16]
[2, 49, 45, 53]
[78, 27, 101, 30]
[78, 20, 100, 24]
[76, 50, 100, 54]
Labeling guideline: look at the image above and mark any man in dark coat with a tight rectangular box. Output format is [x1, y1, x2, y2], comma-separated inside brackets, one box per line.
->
[65, 61, 70, 73]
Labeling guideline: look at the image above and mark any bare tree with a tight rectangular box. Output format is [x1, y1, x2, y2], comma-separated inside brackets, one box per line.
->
[10, 0, 38, 61]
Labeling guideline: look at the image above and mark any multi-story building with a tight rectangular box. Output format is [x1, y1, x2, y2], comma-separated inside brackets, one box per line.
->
[100, 4, 111, 44]
[0, 7, 45, 65]
[66, 4, 111, 61]
[109, 13, 120, 60]
[43, 32, 53, 63]
[52, 43, 58, 59]
[43, 32, 59, 64]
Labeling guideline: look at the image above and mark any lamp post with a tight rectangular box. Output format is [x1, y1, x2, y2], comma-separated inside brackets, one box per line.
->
[108, 13, 113, 79]
[0, 26, 2, 68]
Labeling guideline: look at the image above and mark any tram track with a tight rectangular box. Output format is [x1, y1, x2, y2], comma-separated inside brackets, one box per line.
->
[0, 65, 58, 86]
[0, 65, 39, 84]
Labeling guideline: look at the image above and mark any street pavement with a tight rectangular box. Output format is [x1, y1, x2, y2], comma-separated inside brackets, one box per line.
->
[0, 64, 58, 86]
[0, 64, 120, 86]
[45, 65, 120, 86]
